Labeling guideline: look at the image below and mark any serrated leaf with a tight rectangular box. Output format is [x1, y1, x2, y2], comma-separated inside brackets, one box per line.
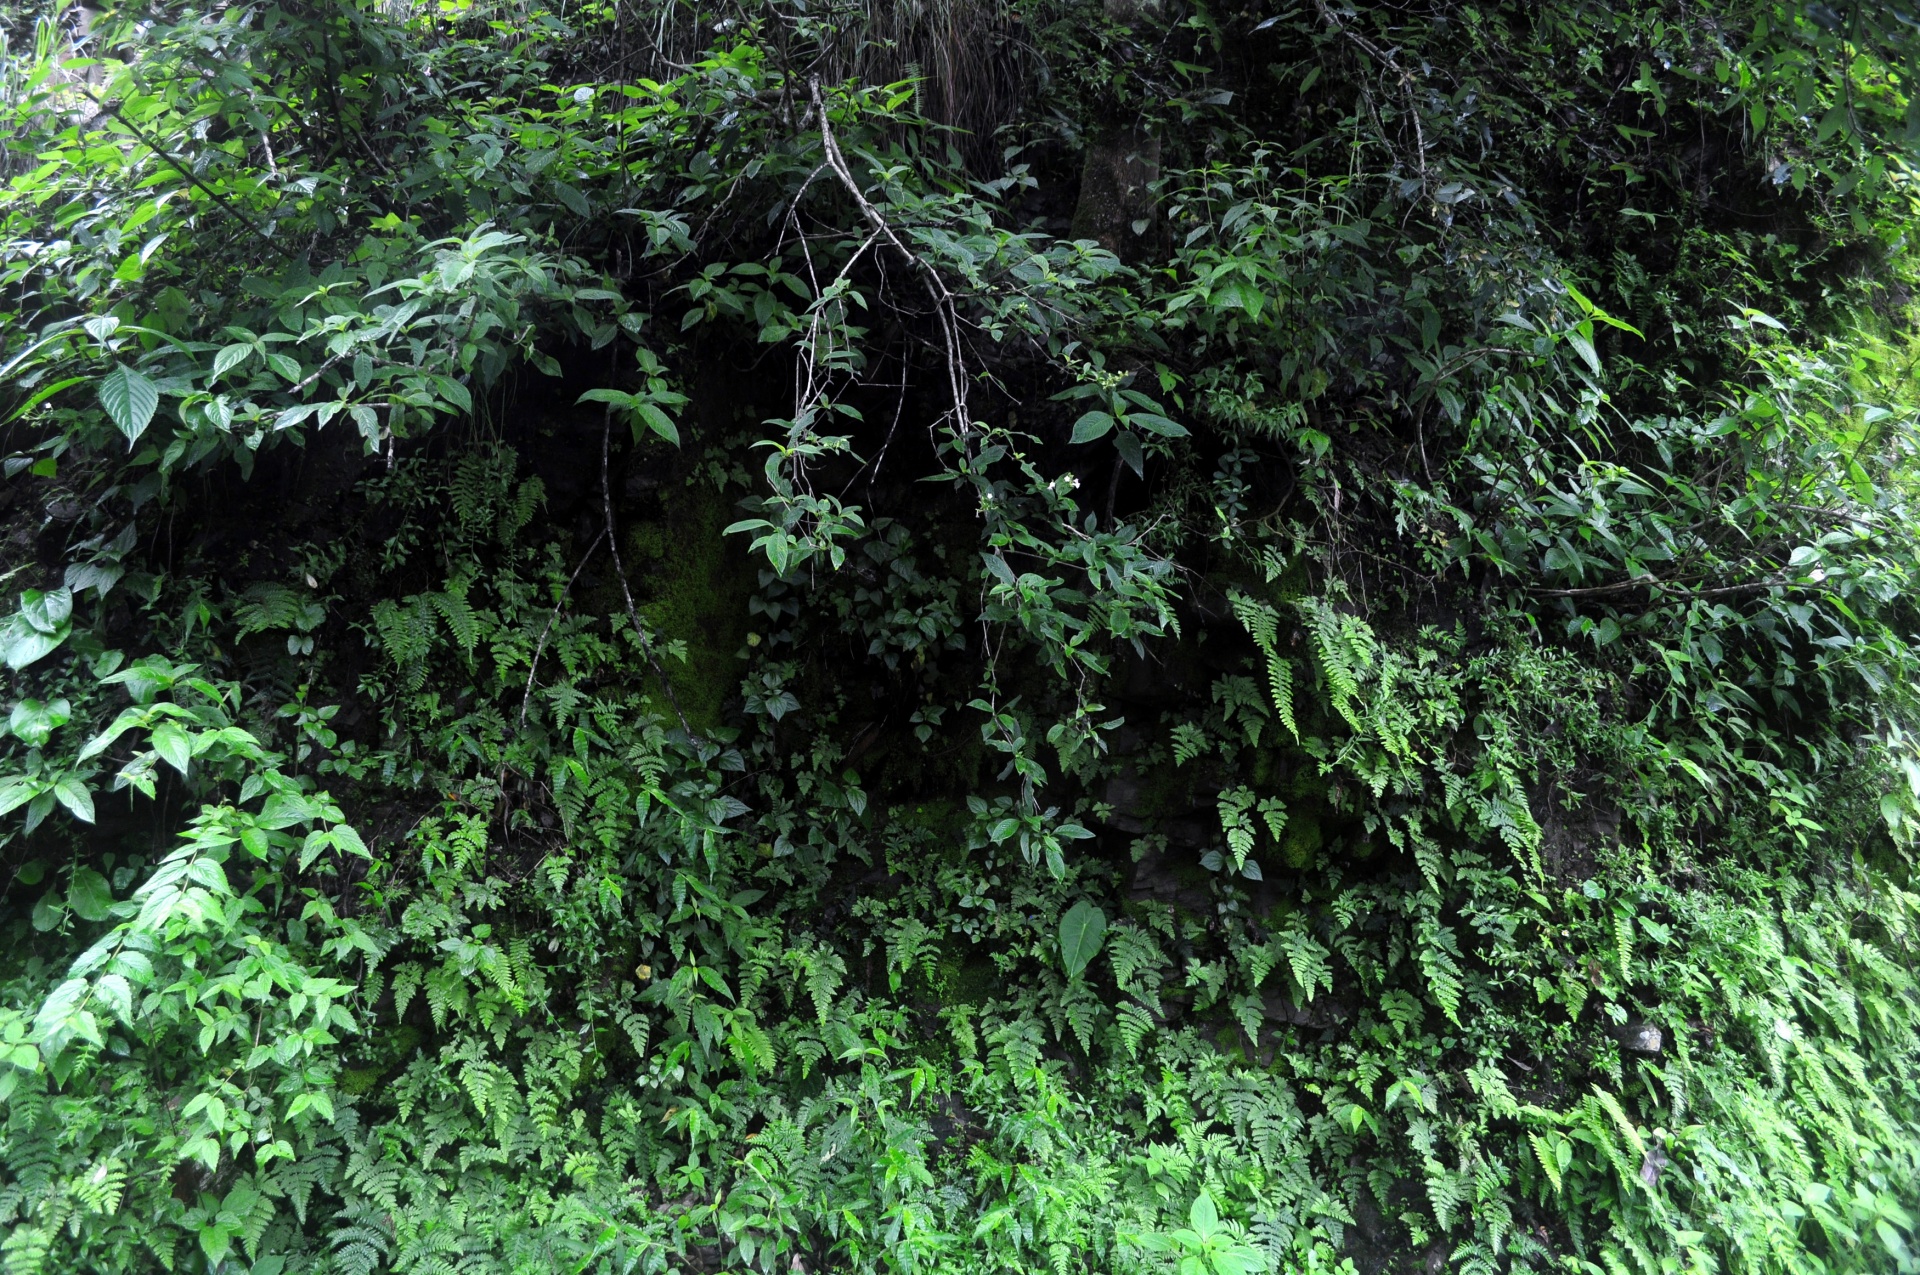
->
[330, 823, 370, 859]
[95, 973, 133, 1023]
[98, 364, 160, 444]
[1059, 900, 1107, 979]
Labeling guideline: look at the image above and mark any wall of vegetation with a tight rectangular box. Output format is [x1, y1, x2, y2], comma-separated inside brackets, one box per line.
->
[1, 0, 1918, 1271]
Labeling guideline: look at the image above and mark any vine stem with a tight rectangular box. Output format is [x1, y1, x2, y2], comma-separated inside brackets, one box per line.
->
[515, 528, 606, 733]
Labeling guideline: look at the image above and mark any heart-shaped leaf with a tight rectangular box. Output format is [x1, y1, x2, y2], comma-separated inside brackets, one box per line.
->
[2, 590, 73, 670]
[7, 697, 70, 748]
[98, 363, 160, 444]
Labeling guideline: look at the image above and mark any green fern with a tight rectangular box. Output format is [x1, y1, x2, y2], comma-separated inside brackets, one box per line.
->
[1229, 591, 1297, 740]
[429, 585, 479, 656]
[1113, 1003, 1155, 1058]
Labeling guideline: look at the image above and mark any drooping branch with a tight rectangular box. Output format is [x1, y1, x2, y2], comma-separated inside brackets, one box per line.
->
[809, 77, 973, 435]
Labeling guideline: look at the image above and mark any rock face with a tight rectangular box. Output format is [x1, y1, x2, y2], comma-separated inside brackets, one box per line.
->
[1070, 125, 1161, 255]
[1611, 1022, 1663, 1056]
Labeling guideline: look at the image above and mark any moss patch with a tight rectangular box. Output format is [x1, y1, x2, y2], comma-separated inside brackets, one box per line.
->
[627, 472, 755, 731]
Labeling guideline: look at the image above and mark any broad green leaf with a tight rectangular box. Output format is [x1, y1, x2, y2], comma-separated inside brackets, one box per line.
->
[637, 401, 681, 445]
[578, 387, 638, 409]
[1567, 328, 1601, 376]
[7, 697, 69, 747]
[0, 778, 39, 818]
[98, 363, 160, 444]
[151, 721, 192, 775]
[30, 892, 63, 931]
[22, 587, 72, 632]
[1059, 899, 1107, 978]
[94, 973, 133, 1023]
[433, 375, 473, 412]
[1070, 410, 1115, 444]
[2, 591, 71, 669]
[1127, 411, 1189, 438]
[198, 1222, 234, 1268]
[331, 823, 371, 859]
[1211, 278, 1265, 318]
[211, 343, 253, 381]
[68, 868, 113, 922]
[51, 776, 95, 824]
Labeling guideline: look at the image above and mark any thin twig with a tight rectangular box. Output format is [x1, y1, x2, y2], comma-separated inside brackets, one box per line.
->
[516, 528, 606, 732]
[1535, 574, 1827, 600]
[810, 78, 972, 433]
[1313, 0, 1430, 193]
[76, 85, 297, 260]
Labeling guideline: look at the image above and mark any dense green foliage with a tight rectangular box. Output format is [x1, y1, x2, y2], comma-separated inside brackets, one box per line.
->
[2, 0, 1920, 1271]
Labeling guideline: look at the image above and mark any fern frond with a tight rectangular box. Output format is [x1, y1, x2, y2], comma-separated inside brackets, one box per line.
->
[430, 584, 479, 655]
[1230, 590, 1297, 739]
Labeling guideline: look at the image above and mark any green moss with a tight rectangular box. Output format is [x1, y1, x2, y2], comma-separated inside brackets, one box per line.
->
[628, 474, 755, 731]
[339, 1067, 384, 1096]
[893, 799, 968, 842]
[1280, 808, 1323, 869]
[943, 950, 999, 1005]
[1131, 759, 1191, 820]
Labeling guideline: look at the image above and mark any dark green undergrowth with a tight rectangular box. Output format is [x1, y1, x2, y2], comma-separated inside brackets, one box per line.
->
[2, 1, 1919, 1272]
